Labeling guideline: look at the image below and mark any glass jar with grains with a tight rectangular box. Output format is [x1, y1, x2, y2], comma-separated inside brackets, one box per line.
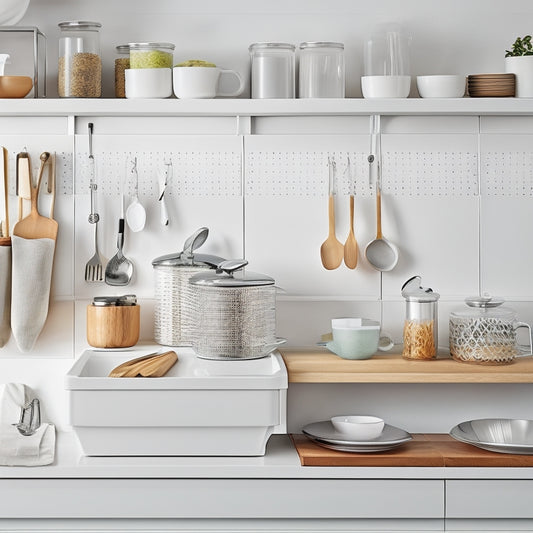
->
[58, 21, 102, 98]
[114, 44, 130, 98]
[129, 42, 175, 69]
[401, 276, 440, 360]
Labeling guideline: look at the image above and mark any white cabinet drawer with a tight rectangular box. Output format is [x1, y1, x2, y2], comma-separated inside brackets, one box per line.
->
[447, 480, 533, 518]
[0, 479, 444, 519]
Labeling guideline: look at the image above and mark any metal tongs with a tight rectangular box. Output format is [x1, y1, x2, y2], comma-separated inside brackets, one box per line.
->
[14, 398, 41, 436]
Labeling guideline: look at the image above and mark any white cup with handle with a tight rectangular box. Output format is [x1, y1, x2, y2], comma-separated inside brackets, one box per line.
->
[173, 66, 245, 99]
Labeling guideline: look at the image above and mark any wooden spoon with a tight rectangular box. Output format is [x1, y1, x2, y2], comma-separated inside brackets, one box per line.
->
[320, 194, 343, 270]
[343, 194, 358, 269]
[13, 152, 58, 241]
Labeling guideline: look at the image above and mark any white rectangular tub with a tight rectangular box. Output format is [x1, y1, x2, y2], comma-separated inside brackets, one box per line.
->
[65, 348, 288, 456]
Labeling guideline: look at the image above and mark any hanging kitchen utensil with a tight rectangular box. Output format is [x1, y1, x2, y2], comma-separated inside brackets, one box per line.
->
[85, 123, 106, 282]
[320, 156, 343, 270]
[125, 156, 146, 232]
[0, 146, 11, 347]
[11, 152, 57, 352]
[152, 227, 224, 346]
[189, 259, 286, 360]
[343, 157, 358, 269]
[158, 160, 171, 227]
[16, 150, 31, 222]
[105, 191, 134, 286]
[47, 153, 56, 219]
[364, 115, 399, 271]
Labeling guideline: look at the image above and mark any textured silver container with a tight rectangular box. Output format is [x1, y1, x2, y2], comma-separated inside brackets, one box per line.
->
[152, 228, 223, 347]
[189, 259, 284, 360]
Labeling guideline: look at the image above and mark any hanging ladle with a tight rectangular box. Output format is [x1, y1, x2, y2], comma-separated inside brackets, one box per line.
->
[125, 157, 146, 233]
[364, 115, 399, 271]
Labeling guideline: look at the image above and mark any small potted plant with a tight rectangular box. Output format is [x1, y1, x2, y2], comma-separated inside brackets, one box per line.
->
[505, 35, 533, 97]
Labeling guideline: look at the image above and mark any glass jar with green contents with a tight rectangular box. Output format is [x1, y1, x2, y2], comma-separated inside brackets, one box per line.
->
[129, 42, 175, 69]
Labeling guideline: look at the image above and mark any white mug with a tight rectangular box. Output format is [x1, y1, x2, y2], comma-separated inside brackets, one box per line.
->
[173, 66, 245, 99]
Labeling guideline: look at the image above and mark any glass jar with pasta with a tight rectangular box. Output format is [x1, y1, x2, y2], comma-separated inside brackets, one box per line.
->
[401, 275, 440, 360]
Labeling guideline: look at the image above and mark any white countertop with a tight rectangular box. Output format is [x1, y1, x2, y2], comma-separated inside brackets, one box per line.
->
[1, 432, 533, 480]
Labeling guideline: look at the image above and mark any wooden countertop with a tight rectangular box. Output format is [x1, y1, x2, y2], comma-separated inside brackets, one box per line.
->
[292, 434, 533, 467]
[280, 349, 533, 383]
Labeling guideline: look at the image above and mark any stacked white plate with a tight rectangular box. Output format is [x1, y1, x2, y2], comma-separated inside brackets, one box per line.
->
[302, 420, 412, 453]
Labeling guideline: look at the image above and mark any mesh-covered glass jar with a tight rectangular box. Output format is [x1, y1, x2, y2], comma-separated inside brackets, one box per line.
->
[449, 296, 532, 365]
[58, 21, 102, 98]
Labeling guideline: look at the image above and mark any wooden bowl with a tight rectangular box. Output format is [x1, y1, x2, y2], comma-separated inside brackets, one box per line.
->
[0, 76, 33, 98]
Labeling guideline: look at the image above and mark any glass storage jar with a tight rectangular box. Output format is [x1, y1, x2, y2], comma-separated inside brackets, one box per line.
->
[401, 276, 439, 360]
[449, 295, 532, 365]
[249, 42, 295, 98]
[114, 44, 129, 98]
[58, 21, 102, 98]
[129, 42, 174, 69]
[299, 42, 345, 98]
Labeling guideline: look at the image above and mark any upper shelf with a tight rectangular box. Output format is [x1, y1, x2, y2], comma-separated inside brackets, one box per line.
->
[3, 97, 533, 117]
[280, 349, 533, 383]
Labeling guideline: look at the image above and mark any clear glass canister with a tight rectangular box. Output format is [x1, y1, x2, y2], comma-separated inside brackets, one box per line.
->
[449, 295, 532, 365]
[58, 21, 102, 98]
[129, 42, 175, 69]
[401, 276, 439, 360]
[299, 42, 345, 98]
[114, 44, 130, 98]
[249, 42, 295, 98]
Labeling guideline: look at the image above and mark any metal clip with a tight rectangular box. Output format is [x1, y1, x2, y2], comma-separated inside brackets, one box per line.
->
[14, 398, 41, 436]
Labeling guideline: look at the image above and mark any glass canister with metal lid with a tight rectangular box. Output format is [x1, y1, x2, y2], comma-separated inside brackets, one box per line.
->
[189, 259, 285, 360]
[401, 275, 440, 360]
[58, 21, 102, 98]
[449, 295, 532, 365]
[152, 228, 224, 347]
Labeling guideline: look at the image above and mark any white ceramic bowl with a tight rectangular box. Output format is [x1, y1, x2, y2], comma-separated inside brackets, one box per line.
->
[331, 415, 385, 440]
[416, 75, 465, 98]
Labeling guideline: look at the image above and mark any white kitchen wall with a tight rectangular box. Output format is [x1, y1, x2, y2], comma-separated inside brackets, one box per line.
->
[0, 0, 532, 434]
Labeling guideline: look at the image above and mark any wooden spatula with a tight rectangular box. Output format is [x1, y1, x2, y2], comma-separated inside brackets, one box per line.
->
[12, 152, 58, 241]
[108, 350, 177, 378]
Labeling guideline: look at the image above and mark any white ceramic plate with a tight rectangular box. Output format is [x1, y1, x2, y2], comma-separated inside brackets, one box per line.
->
[302, 420, 412, 447]
[450, 418, 533, 455]
[305, 434, 410, 453]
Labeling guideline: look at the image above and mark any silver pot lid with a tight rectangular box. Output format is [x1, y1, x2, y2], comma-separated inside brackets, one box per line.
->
[189, 259, 275, 287]
[465, 294, 505, 308]
[401, 275, 440, 302]
[152, 227, 224, 268]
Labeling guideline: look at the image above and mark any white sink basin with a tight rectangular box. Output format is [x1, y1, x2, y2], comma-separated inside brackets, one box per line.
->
[65, 348, 287, 457]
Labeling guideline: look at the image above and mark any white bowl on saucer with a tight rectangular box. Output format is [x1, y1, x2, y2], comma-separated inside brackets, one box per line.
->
[331, 415, 385, 440]
[416, 75, 465, 98]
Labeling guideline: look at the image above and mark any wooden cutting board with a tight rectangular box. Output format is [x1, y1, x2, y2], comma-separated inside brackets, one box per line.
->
[291, 434, 533, 467]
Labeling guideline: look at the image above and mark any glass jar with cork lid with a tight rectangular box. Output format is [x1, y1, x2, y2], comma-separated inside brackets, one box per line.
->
[58, 21, 102, 98]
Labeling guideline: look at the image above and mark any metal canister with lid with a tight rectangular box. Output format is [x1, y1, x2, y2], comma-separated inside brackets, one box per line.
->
[189, 259, 285, 360]
[401, 275, 440, 360]
[449, 295, 532, 365]
[152, 228, 224, 347]
[87, 294, 139, 349]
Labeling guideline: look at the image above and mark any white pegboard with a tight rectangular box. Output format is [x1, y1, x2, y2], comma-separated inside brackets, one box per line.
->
[75, 150, 242, 198]
[246, 150, 479, 198]
[482, 151, 533, 197]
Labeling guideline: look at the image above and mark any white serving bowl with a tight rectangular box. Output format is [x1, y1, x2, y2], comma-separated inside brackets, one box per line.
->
[416, 75, 465, 98]
[125, 68, 172, 99]
[331, 415, 385, 440]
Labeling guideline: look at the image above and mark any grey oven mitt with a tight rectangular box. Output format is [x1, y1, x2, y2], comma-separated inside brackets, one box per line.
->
[11, 236, 55, 353]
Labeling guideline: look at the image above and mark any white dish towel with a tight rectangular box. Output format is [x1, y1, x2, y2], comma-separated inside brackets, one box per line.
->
[0, 383, 55, 466]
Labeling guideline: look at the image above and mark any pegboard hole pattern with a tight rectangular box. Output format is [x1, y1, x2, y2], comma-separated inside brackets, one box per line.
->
[246, 150, 479, 197]
[75, 151, 242, 197]
[7, 151, 73, 196]
[483, 152, 533, 197]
